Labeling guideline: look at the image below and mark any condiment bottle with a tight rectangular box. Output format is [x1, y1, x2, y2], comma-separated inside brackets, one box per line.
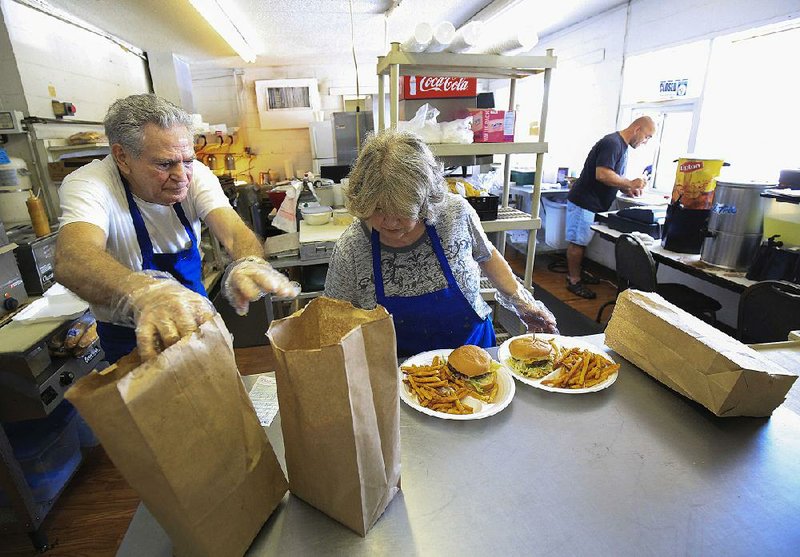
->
[26, 193, 51, 237]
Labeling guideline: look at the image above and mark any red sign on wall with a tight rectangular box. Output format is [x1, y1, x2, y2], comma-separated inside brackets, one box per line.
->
[401, 76, 478, 100]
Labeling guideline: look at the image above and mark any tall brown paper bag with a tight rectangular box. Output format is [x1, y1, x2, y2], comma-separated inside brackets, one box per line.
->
[65, 315, 287, 557]
[267, 296, 401, 536]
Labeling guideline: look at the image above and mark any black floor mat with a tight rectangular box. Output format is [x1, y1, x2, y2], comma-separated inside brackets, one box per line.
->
[532, 282, 605, 336]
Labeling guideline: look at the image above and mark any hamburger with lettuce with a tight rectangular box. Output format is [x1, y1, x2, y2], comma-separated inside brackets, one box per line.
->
[447, 345, 498, 398]
[507, 336, 554, 379]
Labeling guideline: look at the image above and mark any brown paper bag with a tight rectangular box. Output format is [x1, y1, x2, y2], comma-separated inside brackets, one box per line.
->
[65, 315, 287, 557]
[267, 296, 401, 536]
[606, 290, 797, 417]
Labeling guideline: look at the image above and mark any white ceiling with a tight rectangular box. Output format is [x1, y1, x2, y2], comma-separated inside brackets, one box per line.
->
[42, 0, 626, 68]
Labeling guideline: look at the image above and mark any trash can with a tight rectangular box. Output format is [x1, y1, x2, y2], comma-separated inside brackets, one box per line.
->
[542, 195, 568, 249]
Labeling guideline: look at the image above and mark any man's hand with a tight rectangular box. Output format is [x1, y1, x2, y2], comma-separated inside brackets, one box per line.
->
[629, 177, 646, 194]
[119, 274, 216, 361]
[222, 257, 300, 316]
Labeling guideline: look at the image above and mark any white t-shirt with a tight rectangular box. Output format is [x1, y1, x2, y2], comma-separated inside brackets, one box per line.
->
[59, 155, 230, 322]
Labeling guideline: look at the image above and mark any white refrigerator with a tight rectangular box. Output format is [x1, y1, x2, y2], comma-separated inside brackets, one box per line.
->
[309, 120, 336, 175]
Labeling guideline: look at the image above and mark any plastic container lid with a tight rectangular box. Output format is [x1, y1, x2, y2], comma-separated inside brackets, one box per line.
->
[301, 205, 333, 214]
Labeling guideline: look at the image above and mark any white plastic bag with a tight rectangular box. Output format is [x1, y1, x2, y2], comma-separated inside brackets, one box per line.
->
[398, 103, 442, 143]
[440, 116, 473, 144]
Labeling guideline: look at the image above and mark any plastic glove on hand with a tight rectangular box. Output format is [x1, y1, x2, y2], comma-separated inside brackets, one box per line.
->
[223, 257, 301, 316]
[123, 276, 216, 361]
[496, 284, 559, 335]
[519, 300, 560, 335]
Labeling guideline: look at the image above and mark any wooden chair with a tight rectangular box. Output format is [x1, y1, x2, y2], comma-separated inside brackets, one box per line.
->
[738, 280, 800, 344]
[596, 233, 722, 323]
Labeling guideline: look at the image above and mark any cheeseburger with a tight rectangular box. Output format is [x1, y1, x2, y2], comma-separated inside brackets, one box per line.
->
[447, 345, 497, 396]
[508, 336, 553, 378]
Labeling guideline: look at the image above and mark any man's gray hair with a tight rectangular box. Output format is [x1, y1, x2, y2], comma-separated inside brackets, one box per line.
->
[345, 129, 446, 223]
[104, 94, 193, 157]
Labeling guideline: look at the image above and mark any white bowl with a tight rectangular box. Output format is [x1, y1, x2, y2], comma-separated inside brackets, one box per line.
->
[301, 205, 333, 225]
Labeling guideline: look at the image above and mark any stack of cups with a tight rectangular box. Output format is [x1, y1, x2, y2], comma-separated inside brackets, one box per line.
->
[484, 29, 539, 55]
[447, 21, 483, 53]
[426, 21, 456, 52]
[402, 22, 433, 53]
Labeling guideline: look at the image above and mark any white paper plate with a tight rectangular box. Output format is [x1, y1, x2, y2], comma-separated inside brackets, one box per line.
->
[497, 334, 618, 394]
[399, 349, 515, 420]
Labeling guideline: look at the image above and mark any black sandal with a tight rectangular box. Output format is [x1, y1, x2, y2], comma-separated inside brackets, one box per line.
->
[566, 280, 597, 299]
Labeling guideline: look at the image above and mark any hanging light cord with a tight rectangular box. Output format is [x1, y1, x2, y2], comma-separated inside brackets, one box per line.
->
[349, 0, 362, 153]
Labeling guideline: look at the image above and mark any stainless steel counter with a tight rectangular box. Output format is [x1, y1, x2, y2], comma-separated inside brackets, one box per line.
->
[117, 335, 800, 556]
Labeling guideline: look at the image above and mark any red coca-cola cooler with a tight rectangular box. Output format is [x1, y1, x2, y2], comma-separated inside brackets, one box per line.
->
[401, 76, 477, 100]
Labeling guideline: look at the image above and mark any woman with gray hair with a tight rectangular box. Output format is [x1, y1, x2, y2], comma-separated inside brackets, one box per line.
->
[325, 129, 558, 356]
[55, 93, 298, 363]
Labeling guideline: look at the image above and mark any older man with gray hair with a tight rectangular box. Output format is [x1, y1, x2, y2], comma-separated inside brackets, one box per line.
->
[55, 93, 297, 363]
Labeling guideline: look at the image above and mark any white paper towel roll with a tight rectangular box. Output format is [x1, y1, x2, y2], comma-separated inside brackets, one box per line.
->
[484, 30, 539, 55]
[425, 21, 455, 53]
[447, 21, 483, 53]
[401, 22, 433, 53]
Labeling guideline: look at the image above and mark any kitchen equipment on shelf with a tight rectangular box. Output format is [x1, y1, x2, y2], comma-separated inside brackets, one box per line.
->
[7, 226, 58, 295]
[0, 317, 103, 422]
[661, 157, 727, 254]
[661, 200, 710, 253]
[700, 179, 775, 270]
[762, 187, 800, 247]
[0, 242, 28, 317]
[746, 235, 800, 283]
[311, 178, 335, 207]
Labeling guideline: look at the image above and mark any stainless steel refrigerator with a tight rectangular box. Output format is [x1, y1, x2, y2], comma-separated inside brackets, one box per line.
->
[333, 111, 374, 166]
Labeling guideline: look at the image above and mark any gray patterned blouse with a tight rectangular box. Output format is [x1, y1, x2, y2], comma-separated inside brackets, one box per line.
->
[324, 193, 494, 319]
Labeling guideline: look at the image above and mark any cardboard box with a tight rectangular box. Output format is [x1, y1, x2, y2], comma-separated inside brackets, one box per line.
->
[469, 109, 515, 143]
[401, 76, 477, 100]
[605, 290, 797, 417]
[48, 156, 104, 182]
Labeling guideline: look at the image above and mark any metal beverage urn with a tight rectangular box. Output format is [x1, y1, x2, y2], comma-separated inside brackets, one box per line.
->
[700, 180, 775, 270]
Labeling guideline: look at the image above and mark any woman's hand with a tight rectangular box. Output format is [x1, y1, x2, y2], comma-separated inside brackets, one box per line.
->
[495, 283, 559, 335]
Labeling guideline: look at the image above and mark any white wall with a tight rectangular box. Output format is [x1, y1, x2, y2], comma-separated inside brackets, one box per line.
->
[0, 4, 26, 114]
[0, 0, 149, 122]
[626, 0, 800, 54]
[528, 0, 800, 180]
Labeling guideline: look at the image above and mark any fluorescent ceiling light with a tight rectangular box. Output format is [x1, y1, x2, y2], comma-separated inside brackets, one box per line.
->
[188, 0, 256, 63]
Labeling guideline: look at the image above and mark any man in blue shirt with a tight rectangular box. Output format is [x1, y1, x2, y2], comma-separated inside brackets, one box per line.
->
[565, 116, 656, 299]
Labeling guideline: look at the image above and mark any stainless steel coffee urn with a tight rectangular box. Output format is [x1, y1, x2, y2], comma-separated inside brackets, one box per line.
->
[700, 180, 775, 270]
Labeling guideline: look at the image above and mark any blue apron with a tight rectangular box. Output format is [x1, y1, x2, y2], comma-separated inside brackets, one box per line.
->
[97, 177, 207, 363]
[371, 224, 495, 357]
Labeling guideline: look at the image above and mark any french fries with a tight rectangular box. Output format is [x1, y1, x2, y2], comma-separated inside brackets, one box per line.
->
[401, 355, 497, 415]
[540, 343, 620, 389]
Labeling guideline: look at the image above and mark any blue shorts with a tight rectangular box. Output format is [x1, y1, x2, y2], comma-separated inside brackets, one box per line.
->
[565, 201, 596, 246]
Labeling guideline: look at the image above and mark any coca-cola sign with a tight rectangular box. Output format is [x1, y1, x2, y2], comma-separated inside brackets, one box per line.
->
[679, 161, 703, 173]
[401, 76, 477, 99]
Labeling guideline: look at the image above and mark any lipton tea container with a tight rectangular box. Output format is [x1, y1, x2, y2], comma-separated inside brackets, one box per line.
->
[671, 158, 725, 210]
